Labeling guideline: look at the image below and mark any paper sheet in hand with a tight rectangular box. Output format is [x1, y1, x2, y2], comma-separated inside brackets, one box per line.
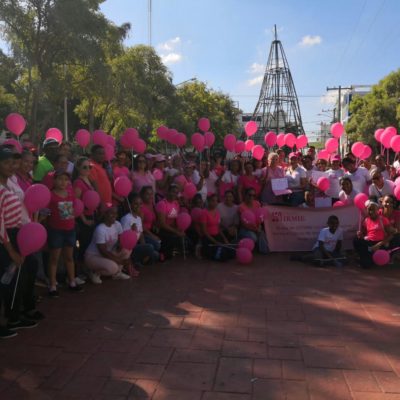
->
[271, 178, 292, 196]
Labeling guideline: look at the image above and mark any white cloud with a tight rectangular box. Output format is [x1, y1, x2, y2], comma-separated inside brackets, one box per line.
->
[161, 53, 182, 65]
[320, 92, 337, 105]
[247, 75, 264, 86]
[248, 62, 265, 74]
[299, 35, 322, 47]
[158, 37, 181, 52]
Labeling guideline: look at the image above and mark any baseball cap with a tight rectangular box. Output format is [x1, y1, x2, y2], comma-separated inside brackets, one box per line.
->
[289, 152, 298, 159]
[43, 138, 59, 147]
[0, 146, 14, 162]
[331, 154, 341, 162]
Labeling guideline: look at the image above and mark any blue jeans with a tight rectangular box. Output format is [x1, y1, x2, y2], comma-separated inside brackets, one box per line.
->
[132, 243, 158, 266]
[238, 228, 269, 254]
[144, 234, 161, 252]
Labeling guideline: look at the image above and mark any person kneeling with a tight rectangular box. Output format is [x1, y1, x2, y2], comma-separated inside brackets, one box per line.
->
[312, 215, 345, 267]
[200, 194, 235, 262]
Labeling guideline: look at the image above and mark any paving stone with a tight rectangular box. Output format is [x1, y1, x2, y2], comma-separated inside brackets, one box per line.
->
[214, 357, 252, 393]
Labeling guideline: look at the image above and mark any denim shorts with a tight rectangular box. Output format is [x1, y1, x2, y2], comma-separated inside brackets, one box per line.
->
[47, 228, 76, 249]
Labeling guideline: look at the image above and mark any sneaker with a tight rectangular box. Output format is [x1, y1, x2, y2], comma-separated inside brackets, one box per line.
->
[48, 289, 59, 298]
[69, 284, 83, 293]
[23, 310, 45, 321]
[88, 271, 102, 284]
[8, 319, 38, 330]
[74, 276, 86, 285]
[0, 327, 18, 339]
[112, 271, 131, 280]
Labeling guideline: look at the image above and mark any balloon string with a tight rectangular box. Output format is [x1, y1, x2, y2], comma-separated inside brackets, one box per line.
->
[126, 197, 132, 214]
[358, 211, 362, 232]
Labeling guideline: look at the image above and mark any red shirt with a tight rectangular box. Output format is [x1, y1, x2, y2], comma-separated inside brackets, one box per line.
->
[89, 161, 112, 204]
[200, 209, 220, 236]
[364, 216, 389, 241]
[141, 203, 156, 231]
[48, 191, 75, 231]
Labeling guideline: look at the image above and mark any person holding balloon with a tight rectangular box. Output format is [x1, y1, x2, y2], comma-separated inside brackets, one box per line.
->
[112, 150, 130, 179]
[42, 154, 72, 191]
[353, 200, 396, 269]
[286, 153, 307, 206]
[200, 194, 235, 261]
[131, 154, 156, 194]
[16, 150, 35, 192]
[380, 195, 400, 233]
[219, 159, 241, 202]
[326, 155, 344, 201]
[342, 157, 371, 194]
[338, 177, 359, 205]
[33, 138, 59, 182]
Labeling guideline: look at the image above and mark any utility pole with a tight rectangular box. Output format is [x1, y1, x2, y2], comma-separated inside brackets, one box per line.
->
[64, 64, 68, 142]
[148, 0, 152, 46]
[326, 85, 352, 154]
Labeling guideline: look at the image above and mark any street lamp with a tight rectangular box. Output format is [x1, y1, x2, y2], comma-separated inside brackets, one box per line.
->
[175, 77, 197, 87]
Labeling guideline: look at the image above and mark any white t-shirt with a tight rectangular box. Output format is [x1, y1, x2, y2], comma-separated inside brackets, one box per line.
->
[205, 170, 219, 196]
[345, 167, 370, 194]
[192, 170, 208, 202]
[221, 170, 239, 185]
[368, 180, 393, 199]
[369, 166, 390, 180]
[326, 168, 345, 198]
[313, 227, 344, 252]
[286, 167, 306, 190]
[338, 189, 358, 205]
[121, 213, 143, 235]
[86, 222, 122, 256]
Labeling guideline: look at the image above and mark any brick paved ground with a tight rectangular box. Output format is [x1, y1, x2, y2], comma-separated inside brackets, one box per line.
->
[1, 254, 400, 399]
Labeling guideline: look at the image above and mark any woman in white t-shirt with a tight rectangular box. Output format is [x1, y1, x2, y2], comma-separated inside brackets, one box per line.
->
[286, 153, 307, 206]
[84, 206, 131, 284]
[121, 193, 159, 269]
[326, 155, 344, 200]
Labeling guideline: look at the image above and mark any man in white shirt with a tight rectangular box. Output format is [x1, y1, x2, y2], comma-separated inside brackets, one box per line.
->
[342, 157, 371, 194]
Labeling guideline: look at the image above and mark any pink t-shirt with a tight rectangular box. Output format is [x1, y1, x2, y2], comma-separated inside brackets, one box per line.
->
[200, 209, 220, 236]
[132, 171, 155, 193]
[364, 216, 389, 241]
[113, 165, 130, 178]
[156, 199, 180, 226]
[43, 171, 73, 192]
[238, 175, 261, 197]
[239, 201, 261, 228]
[141, 203, 156, 231]
[48, 191, 75, 231]
[73, 178, 95, 215]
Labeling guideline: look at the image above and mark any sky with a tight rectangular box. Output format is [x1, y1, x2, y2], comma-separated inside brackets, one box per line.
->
[99, 0, 400, 139]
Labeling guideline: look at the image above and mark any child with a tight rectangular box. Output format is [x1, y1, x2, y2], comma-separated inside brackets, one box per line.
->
[312, 215, 345, 266]
[300, 190, 315, 208]
[47, 170, 82, 297]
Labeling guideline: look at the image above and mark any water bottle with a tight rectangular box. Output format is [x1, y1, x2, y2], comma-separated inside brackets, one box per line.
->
[1, 263, 17, 285]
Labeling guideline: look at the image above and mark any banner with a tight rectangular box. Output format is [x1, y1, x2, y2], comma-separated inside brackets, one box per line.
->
[264, 205, 359, 252]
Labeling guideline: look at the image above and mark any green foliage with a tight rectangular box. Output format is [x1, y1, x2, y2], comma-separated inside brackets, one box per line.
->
[346, 69, 400, 144]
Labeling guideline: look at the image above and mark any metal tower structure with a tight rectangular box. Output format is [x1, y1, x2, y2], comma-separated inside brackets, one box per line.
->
[251, 25, 304, 143]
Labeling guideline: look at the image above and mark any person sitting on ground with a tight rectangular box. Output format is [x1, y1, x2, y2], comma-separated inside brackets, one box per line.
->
[200, 194, 235, 261]
[312, 215, 344, 267]
[84, 205, 131, 284]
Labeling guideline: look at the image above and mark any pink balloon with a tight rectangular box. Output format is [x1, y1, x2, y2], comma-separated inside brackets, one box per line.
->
[120, 133, 134, 149]
[245, 140, 255, 152]
[75, 129, 91, 148]
[385, 126, 398, 136]
[284, 133, 296, 148]
[395, 177, 400, 187]
[153, 168, 163, 181]
[381, 129, 396, 149]
[296, 135, 308, 149]
[204, 132, 215, 147]
[175, 175, 187, 187]
[394, 185, 400, 201]
[124, 128, 139, 141]
[104, 144, 115, 161]
[317, 150, 330, 161]
[239, 238, 255, 251]
[114, 176, 132, 197]
[177, 212, 192, 231]
[264, 131, 277, 147]
[157, 125, 169, 140]
[252, 145, 264, 161]
[183, 183, 197, 199]
[374, 128, 385, 143]
[330, 122, 344, 138]
[351, 142, 365, 158]
[333, 201, 345, 208]
[224, 134, 236, 152]
[3, 138, 22, 153]
[166, 129, 178, 143]
[17, 222, 47, 256]
[106, 136, 116, 148]
[235, 140, 245, 153]
[73, 198, 84, 217]
[236, 247, 253, 264]
[133, 138, 147, 154]
[317, 177, 330, 192]
[245, 121, 258, 137]
[391, 136, 400, 152]
[5, 113, 26, 136]
[276, 133, 285, 148]
[46, 128, 63, 143]
[325, 138, 338, 153]
[24, 184, 51, 213]
[191, 133, 205, 152]
[354, 193, 368, 210]
[198, 118, 210, 132]
[120, 230, 138, 250]
[82, 190, 100, 211]
[241, 210, 256, 225]
[175, 133, 187, 148]
[191, 207, 203, 222]
[92, 130, 107, 146]
[169, 132, 180, 146]
[372, 249, 390, 266]
[359, 145, 372, 160]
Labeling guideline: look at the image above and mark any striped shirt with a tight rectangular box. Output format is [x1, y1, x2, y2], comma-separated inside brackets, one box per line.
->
[0, 184, 23, 243]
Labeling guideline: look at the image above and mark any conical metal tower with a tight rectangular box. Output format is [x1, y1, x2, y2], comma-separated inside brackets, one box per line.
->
[252, 25, 304, 143]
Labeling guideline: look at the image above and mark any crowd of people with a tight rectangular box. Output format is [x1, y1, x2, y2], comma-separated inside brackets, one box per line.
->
[1, 136, 400, 339]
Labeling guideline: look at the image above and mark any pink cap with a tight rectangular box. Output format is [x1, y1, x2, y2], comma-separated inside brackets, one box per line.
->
[289, 152, 298, 159]
[331, 154, 341, 162]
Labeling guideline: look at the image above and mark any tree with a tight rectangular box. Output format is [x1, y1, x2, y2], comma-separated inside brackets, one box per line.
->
[346, 69, 400, 144]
